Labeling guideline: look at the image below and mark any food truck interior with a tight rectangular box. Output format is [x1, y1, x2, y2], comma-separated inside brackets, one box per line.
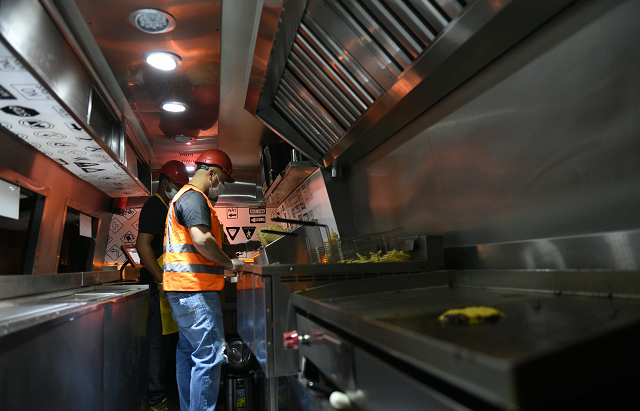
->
[1, 0, 640, 410]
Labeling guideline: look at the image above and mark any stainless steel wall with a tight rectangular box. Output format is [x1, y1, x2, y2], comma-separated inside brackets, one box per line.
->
[0, 129, 111, 274]
[348, 0, 640, 248]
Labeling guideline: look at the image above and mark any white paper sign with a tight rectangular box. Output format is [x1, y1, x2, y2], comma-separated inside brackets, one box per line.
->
[79, 213, 92, 238]
[0, 180, 20, 219]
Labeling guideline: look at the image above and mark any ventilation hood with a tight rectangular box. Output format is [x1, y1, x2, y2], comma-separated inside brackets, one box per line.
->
[246, 0, 579, 169]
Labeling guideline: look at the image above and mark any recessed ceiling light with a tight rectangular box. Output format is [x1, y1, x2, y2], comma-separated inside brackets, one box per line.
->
[186, 166, 195, 172]
[129, 9, 176, 34]
[162, 102, 188, 112]
[145, 52, 181, 71]
[171, 134, 195, 144]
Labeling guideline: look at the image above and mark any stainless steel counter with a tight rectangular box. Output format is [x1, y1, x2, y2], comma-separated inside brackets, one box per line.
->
[237, 260, 433, 276]
[0, 284, 149, 411]
[0, 284, 147, 336]
[291, 270, 640, 410]
[236, 260, 436, 379]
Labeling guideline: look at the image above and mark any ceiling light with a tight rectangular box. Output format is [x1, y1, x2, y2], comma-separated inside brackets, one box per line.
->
[145, 52, 181, 71]
[162, 102, 188, 112]
[171, 134, 195, 144]
[186, 166, 195, 172]
[129, 9, 176, 34]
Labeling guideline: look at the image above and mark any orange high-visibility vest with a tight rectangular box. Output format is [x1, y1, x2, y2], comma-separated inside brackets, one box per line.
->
[163, 185, 225, 291]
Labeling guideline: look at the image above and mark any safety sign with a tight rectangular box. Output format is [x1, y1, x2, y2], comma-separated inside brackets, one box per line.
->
[19, 119, 53, 129]
[242, 227, 256, 240]
[227, 207, 238, 219]
[250, 217, 266, 223]
[1, 105, 39, 117]
[226, 227, 240, 241]
[0, 85, 16, 99]
[249, 207, 266, 215]
[121, 231, 136, 244]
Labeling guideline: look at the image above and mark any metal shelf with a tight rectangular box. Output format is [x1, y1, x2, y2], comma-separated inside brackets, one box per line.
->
[263, 161, 317, 207]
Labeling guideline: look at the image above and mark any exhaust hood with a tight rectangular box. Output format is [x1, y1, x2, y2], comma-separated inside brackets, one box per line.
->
[246, 0, 579, 168]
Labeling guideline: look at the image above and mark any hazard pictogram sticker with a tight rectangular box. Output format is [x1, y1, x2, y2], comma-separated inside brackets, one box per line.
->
[226, 227, 240, 241]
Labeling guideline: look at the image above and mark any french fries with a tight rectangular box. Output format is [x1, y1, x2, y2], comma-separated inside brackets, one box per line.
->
[342, 249, 410, 263]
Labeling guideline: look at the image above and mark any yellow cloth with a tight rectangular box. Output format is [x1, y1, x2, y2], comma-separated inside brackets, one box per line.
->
[156, 254, 178, 335]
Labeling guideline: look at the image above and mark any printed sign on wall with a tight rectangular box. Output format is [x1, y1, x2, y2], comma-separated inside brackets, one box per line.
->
[273, 169, 338, 236]
[214, 206, 276, 244]
[105, 208, 141, 265]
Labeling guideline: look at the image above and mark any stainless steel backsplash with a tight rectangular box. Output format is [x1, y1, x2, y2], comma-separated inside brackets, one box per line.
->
[347, 0, 640, 259]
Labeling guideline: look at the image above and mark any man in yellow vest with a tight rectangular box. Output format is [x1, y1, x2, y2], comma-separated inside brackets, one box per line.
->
[136, 160, 188, 411]
[163, 149, 242, 411]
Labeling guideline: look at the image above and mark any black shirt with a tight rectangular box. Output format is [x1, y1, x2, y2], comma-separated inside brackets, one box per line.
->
[138, 194, 169, 288]
[174, 189, 211, 229]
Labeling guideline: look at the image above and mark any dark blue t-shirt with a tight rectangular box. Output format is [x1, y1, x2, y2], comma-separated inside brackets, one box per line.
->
[174, 189, 212, 229]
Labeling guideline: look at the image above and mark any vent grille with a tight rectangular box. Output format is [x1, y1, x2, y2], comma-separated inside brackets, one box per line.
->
[157, 80, 182, 90]
[273, 0, 465, 157]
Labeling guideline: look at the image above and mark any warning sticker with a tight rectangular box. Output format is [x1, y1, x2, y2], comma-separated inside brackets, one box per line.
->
[0, 85, 17, 100]
[226, 227, 240, 241]
[19, 119, 53, 129]
[11, 84, 52, 100]
[107, 245, 122, 260]
[1, 105, 38, 117]
[242, 227, 256, 240]
[120, 231, 136, 244]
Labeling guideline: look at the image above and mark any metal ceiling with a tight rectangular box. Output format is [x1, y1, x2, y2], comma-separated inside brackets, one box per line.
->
[55, 0, 268, 170]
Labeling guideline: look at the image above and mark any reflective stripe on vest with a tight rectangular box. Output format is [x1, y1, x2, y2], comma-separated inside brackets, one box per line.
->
[163, 185, 225, 292]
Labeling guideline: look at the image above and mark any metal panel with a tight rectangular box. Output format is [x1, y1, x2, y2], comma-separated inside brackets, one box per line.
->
[382, 0, 437, 45]
[406, 0, 451, 31]
[361, 0, 426, 59]
[0, 133, 112, 274]
[325, 0, 581, 167]
[281, 70, 344, 139]
[445, 230, 640, 271]
[433, 0, 465, 20]
[0, 285, 148, 411]
[348, 0, 640, 249]
[353, 346, 472, 411]
[306, 0, 399, 89]
[274, 95, 330, 154]
[255, 0, 309, 114]
[291, 43, 362, 119]
[299, 19, 383, 101]
[0, 305, 106, 410]
[297, 24, 376, 109]
[287, 54, 354, 128]
[297, 314, 356, 391]
[292, 270, 640, 409]
[256, 106, 324, 164]
[340, 0, 414, 66]
[278, 81, 340, 146]
[245, 0, 287, 114]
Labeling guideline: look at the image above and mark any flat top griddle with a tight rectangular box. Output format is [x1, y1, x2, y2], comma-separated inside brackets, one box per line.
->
[327, 286, 640, 361]
[291, 270, 640, 410]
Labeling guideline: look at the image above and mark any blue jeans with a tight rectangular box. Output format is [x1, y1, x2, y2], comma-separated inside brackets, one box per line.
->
[166, 291, 226, 411]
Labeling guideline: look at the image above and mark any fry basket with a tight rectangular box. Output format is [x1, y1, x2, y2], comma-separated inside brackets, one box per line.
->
[313, 228, 414, 264]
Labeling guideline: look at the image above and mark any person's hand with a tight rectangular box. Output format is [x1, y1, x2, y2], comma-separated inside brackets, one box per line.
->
[232, 258, 244, 271]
